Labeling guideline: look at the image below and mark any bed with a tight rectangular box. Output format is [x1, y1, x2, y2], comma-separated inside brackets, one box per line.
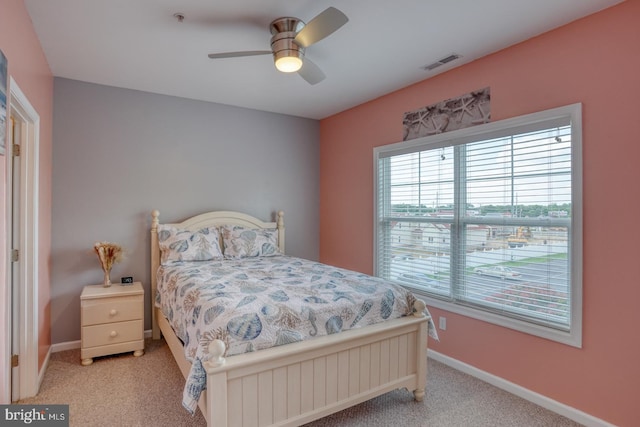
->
[150, 209, 435, 427]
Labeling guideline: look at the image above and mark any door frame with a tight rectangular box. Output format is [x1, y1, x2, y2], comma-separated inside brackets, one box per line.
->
[5, 77, 39, 400]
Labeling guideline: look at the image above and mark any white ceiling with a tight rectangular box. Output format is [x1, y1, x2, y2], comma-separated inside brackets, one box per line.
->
[25, 0, 623, 120]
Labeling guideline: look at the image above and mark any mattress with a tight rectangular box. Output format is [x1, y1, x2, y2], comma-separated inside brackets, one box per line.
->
[155, 255, 431, 413]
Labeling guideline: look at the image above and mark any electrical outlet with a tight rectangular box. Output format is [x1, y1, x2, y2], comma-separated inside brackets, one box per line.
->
[439, 316, 447, 330]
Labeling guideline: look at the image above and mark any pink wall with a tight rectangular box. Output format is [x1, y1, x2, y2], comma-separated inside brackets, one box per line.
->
[320, 2, 640, 426]
[0, 0, 53, 401]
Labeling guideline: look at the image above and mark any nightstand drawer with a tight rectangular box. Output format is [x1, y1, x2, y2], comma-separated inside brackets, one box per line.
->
[82, 320, 143, 348]
[81, 295, 142, 326]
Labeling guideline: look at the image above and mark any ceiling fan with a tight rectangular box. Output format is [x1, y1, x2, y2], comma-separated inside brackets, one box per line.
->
[207, 7, 348, 85]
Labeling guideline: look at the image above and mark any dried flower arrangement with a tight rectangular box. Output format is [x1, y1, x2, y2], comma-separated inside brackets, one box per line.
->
[94, 241, 123, 287]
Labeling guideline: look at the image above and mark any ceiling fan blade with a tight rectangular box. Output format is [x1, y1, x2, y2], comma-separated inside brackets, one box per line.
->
[208, 50, 271, 59]
[294, 7, 348, 48]
[298, 58, 325, 85]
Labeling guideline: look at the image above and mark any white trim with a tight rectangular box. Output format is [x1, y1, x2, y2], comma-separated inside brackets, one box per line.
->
[38, 347, 51, 390]
[1, 114, 8, 404]
[417, 292, 579, 347]
[428, 350, 616, 427]
[6, 77, 40, 400]
[50, 340, 80, 353]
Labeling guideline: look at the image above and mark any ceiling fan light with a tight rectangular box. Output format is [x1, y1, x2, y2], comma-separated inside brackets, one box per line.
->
[275, 56, 303, 73]
[271, 33, 304, 73]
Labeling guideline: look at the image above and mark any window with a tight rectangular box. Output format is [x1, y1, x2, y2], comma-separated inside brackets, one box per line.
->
[374, 104, 582, 347]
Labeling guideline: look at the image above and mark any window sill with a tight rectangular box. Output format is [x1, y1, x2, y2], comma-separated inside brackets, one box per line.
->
[410, 288, 582, 348]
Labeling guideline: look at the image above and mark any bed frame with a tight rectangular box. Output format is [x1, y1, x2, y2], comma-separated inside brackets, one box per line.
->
[150, 209, 430, 427]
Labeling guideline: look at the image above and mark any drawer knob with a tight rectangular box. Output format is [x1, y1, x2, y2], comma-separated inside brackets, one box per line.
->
[110, 331, 118, 338]
[109, 309, 118, 316]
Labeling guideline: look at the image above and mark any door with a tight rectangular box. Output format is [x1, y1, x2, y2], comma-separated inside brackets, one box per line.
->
[6, 78, 39, 401]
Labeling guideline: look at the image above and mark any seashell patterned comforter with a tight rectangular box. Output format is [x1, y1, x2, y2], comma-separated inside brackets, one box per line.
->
[155, 255, 431, 414]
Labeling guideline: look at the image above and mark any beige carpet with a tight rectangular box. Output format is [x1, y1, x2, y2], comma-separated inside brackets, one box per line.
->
[19, 339, 582, 426]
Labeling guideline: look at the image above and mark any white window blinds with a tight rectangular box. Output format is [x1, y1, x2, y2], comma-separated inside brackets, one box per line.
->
[374, 104, 582, 346]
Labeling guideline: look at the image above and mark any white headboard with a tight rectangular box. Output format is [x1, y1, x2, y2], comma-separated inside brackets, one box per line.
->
[150, 209, 285, 339]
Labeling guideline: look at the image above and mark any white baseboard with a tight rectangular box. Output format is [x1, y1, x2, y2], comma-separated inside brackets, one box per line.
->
[38, 347, 51, 391]
[50, 340, 80, 353]
[428, 350, 616, 427]
[51, 330, 153, 353]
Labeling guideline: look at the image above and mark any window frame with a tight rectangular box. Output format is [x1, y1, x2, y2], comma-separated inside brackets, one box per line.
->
[373, 103, 582, 347]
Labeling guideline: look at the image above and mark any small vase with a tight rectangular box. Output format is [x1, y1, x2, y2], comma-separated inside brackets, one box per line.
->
[103, 269, 112, 287]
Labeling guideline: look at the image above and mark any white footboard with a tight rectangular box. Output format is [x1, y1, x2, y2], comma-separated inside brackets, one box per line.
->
[203, 313, 429, 427]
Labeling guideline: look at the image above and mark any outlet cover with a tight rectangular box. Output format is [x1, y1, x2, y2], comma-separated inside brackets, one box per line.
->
[439, 317, 447, 330]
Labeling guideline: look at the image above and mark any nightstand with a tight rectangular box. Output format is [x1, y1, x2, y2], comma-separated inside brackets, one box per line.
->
[80, 282, 144, 366]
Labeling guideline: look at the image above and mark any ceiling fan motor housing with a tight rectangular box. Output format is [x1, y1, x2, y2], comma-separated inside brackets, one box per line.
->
[270, 17, 306, 69]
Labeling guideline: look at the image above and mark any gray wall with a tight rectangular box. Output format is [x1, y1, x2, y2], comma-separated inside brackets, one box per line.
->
[51, 78, 320, 344]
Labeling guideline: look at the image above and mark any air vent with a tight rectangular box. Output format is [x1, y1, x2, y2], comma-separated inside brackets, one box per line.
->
[421, 53, 461, 71]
